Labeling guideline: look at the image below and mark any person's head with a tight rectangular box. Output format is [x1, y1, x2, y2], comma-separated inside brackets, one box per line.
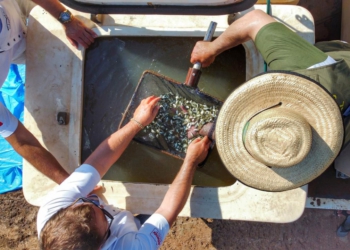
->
[40, 197, 113, 250]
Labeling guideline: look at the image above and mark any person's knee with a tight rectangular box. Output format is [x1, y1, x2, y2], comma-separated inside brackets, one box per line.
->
[250, 9, 266, 16]
[249, 9, 275, 23]
[243, 9, 276, 41]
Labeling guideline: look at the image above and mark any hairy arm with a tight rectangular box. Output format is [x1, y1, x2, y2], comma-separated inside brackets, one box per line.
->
[84, 96, 160, 178]
[6, 122, 69, 184]
[32, 0, 97, 48]
[155, 136, 211, 226]
[190, 9, 276, 67]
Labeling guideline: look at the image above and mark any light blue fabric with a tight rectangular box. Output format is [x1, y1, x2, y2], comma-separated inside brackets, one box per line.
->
[0, 64, 25, 193]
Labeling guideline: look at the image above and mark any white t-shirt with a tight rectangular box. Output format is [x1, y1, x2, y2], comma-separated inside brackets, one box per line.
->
[37, 164, 170, 250]
[0, 101, 18, 137]
[0, 0, 27, 87]
[0, 0, 26, 138]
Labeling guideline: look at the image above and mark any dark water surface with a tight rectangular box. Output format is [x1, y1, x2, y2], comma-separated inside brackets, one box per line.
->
[82, 36, 245, 187]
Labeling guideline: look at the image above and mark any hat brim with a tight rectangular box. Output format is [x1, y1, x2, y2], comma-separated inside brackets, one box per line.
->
[216, 72, 344, 191]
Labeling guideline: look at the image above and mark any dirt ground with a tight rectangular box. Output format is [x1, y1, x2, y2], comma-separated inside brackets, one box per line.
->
[0, 0, 347, 250]
[0, 190, 349, 250]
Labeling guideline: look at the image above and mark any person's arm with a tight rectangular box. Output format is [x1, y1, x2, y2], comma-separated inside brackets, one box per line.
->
[154, 136, 211, 226]
[6, 122, 69, 184]
[84, 96, 160, 177]
[190, 9, 276, 67]
[108, 137, 211, 249]
[32, 0, 97, 49]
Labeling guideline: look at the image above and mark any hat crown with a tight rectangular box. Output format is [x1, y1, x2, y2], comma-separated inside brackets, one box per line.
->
[244, 108, 312, 168]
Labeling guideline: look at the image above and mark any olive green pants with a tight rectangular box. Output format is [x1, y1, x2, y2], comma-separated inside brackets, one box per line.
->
[255, 22, 327, 71]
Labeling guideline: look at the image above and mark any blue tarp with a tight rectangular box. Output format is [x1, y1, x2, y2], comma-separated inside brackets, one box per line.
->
[0, 64, 25, 194]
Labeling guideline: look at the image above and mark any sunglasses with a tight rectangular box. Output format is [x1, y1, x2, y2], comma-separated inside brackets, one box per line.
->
[72, 196, 114, 241]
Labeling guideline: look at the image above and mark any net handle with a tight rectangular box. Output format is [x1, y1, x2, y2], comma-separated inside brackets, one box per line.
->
[194, 21, 217, 70]
[184, 21, 217, 87]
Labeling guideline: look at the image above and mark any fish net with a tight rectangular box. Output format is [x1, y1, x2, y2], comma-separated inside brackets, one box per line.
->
[119, 70, 223, 159]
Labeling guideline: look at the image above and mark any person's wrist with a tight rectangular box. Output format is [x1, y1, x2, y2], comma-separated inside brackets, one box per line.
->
[62, 16, 76, 28]
[130, 118, 144, 131]
[184, 157, 199, 168]
[58, 9, 73, 24]
[211, 40, 224, 57]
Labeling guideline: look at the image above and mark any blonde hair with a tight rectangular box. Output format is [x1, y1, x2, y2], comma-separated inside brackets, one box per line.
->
[40, 204, 104, 250]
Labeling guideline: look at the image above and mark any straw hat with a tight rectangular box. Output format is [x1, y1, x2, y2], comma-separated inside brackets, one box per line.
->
[216, 72, 344, 191]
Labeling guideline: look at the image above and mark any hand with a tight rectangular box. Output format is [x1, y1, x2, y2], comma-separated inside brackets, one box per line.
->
[133, 96, 161, 127]
[88, 185, 103, 195]
[64, 17, 98, 49]
[190, 41, 217, 67]
[185, 136, 211, 166]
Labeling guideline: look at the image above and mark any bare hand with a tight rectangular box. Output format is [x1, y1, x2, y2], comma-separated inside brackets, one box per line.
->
[64, 17, 98, 49]
[190, 41, 217, 67]
[88, 185, 103, 195]
[185, 136, 211, 166]
[133, 96, 161, 127]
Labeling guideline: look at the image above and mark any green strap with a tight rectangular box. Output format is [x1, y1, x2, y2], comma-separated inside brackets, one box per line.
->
[266, 0, 271, 15]
[242, 121, 250, 145]
[264, 0, 271, 72]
